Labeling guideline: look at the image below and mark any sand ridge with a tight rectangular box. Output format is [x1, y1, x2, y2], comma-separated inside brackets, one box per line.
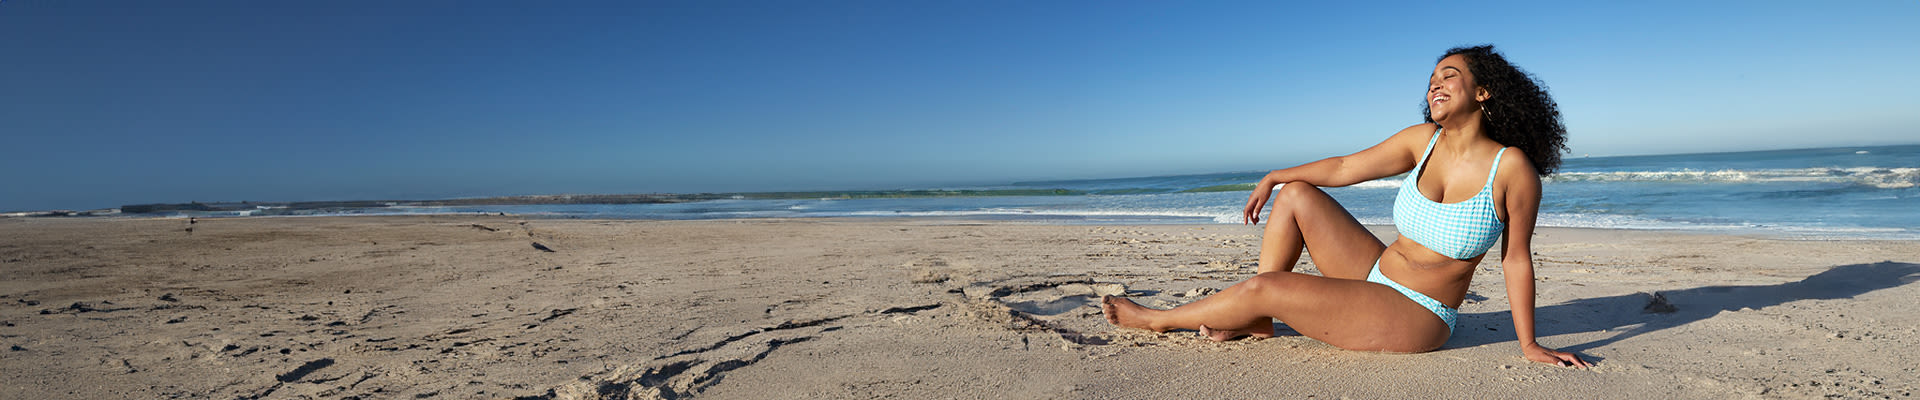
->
[1, 216, 1916, 399]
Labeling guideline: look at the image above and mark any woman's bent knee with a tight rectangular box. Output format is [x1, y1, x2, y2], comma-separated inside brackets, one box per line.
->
[1242, 272, 1296, 296]
[1267, 182, 1323, 217]
[1274, 181, 1327, 202]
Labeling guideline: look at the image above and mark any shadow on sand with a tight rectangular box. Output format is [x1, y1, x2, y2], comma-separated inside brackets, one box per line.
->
[1443, 261, 1920, 353]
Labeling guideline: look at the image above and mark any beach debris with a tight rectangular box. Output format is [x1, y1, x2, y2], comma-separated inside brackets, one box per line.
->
[878, 303, 942, 314]
[135, 300, 191, 312]
[1177, 287, 1219, 298]
[1642, 292, 1677, 313]
[157, 293, 179, 302]
[275, 358, 335, 383]
[531, 242, 555, 252]
[468, 224, 498, 232]
[40, 301, 133, 315]
[540, 308, 577, 323]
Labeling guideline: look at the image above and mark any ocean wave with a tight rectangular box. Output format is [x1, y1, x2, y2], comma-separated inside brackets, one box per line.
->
[1547, 167, 1919, 189]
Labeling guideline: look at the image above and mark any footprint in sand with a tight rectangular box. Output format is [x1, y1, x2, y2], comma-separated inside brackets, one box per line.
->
[996, 282, 1127, 316]
[956, 276, 1126, 346]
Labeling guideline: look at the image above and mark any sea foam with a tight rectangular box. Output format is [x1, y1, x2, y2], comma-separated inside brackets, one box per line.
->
[1548, 167, 1918, 189]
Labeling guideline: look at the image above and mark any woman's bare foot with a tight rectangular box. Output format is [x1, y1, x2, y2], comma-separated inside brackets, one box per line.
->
[1198, 323, 1275, 342]
[1101, 296, 1164, 332]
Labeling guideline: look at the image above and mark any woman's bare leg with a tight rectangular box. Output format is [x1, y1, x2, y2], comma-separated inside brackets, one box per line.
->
[1256, 183, 1386, 279]
[1102, 272, 1448, 352]
[1225, 183, 1390, 340]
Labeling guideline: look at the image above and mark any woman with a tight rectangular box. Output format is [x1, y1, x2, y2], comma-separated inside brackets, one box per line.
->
[1102, 45, 1588, 367]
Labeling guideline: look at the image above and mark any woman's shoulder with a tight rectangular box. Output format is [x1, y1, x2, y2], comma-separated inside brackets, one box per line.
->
[1394, 123, 1440, 137]
[1489, 145, 1536, 175]
[1382, 123, 1441, 149]
[1491, 145, 1541, 216]
[1495, 146, 1540, 182]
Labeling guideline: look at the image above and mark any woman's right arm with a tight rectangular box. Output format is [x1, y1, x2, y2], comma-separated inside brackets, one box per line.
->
[1242, 123, 1435, 224]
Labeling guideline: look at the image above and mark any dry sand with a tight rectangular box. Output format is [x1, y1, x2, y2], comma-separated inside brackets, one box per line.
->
[1, 216, 1916, 399]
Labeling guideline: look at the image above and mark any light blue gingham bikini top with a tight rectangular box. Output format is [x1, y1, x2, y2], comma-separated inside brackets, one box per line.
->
[1393, 129, 1508, 260]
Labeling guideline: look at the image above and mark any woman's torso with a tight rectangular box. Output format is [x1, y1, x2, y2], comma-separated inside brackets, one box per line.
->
[1381, 130, 1512, 308]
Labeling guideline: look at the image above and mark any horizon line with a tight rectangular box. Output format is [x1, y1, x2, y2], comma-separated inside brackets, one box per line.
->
[6, 142, 1916, 214]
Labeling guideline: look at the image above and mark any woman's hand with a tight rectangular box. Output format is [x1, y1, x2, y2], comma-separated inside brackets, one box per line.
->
[1522, 342, 1590, 368]
[1243, 175, 1276, 224]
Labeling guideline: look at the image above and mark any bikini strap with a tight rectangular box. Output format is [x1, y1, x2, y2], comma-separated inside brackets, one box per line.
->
[1484, 147, 1509, 187]
[1414, 127, 1443, 173]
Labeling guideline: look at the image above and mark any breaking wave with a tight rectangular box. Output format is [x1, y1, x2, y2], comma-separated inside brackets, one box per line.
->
[1547, 167, 1919, 189]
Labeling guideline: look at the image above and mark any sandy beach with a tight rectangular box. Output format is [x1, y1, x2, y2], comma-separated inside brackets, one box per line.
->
[1, 216, 1916, 399]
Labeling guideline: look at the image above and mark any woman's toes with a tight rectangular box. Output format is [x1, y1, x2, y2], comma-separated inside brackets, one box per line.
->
[1199, 324, 1272, 341]
[1101, 296, 1120, 324]
[1199, 325, 1236, 341]
[1101, 296, 1159, 330]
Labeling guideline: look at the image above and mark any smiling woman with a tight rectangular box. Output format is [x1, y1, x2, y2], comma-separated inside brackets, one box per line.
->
[1103, 44, 1591, 368]
[1423, 45, 1569, 176]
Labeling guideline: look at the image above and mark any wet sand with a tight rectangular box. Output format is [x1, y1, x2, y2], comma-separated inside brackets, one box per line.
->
[1, 216, 1916, 399]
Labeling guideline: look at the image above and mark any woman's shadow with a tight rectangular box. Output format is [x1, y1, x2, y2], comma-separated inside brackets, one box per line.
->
[1443, 261, 1920, 354]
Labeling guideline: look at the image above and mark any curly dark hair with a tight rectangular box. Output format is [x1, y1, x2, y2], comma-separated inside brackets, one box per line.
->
[1421, 45, 1568, 176]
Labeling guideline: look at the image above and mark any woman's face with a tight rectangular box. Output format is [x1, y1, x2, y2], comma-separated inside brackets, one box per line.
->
[1428, 54, 1486, 124]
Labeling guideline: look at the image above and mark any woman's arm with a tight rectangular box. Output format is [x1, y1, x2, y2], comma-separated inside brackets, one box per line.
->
[1498, 152, 1591, 368]
[1243, 123, 1435, 224]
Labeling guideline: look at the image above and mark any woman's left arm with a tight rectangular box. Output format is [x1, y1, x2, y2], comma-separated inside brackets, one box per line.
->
[1499, 153, 1592, 368]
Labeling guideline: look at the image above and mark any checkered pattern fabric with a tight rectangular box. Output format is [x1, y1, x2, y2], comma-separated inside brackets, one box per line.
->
[1369, 261, 1458, 333]
[1392, 130, 1508, 260]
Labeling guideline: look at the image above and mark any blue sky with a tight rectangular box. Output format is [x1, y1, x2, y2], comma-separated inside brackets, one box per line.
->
[3, 1, 1917, 211]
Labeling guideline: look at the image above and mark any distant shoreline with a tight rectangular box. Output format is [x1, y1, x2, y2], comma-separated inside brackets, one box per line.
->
[84, 189, 1089, 217]
[12, 187, 1271, 217]
[8, 144, 1913, 242]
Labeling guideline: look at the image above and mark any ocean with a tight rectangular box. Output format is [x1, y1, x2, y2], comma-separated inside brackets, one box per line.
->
[172, 145, 1920, 239]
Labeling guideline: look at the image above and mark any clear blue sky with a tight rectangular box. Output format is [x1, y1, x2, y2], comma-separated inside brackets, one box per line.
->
[4, 1, 1917, 211]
